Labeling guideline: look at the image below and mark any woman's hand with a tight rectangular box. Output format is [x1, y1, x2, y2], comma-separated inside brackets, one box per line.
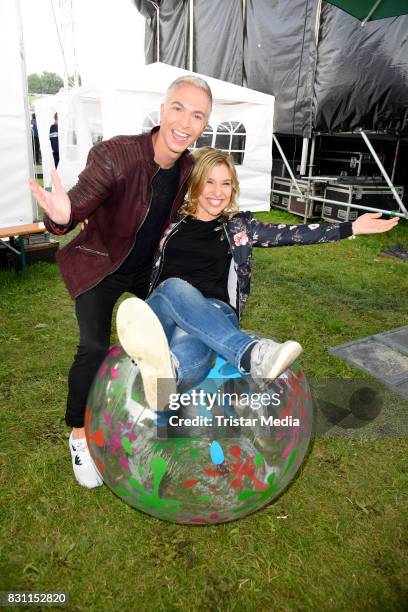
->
[352, 212, 400, 236]
[29, 169, 71, 225]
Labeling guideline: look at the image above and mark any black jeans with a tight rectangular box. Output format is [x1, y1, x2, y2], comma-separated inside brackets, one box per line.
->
[65, 270, 149, 427]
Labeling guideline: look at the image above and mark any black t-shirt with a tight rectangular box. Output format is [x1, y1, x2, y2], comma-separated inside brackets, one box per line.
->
[117, 162, 180, 275]
[158, 215, 232, 304]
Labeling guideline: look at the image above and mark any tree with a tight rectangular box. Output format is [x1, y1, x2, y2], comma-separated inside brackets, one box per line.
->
[27, 71, 63, 94]
[41, 71, 63, 94]
[27, 73, 42, 93]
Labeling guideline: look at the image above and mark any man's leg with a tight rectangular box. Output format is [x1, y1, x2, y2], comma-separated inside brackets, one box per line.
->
[66, 272, 149, 487]
[66, 285, 119, 430]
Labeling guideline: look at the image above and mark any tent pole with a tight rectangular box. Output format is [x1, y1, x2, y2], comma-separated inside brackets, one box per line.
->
[270, 189, 405, 218]
[17, 0, 37, 221]
[300, 138, 309, 175]
[272, 134, 304, 200]
[189, 0, 194, 71]
[156, 3, 160, 62]
[361, 0, 382, 27]
[308, 136, 316, 179]
[360, 130, 408, 216]
[314, 0, 323, 45]
[391, 137, 400, 183]
[242, 0, 247, 86]
[304, 135, 316, 221]
[310, 194, 404, 218]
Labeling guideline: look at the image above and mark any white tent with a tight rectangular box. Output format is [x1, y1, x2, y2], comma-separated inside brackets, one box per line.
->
[36, 63, 274, 212]
[0, 0, 36, 227]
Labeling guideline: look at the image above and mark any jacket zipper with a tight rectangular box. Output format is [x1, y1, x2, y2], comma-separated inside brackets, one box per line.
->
[76, 245, 108, 256]
[148, 217, 186, 295]
[75, 166, 160, 297]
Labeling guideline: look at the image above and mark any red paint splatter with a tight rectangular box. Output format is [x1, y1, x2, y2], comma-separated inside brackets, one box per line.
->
[183, 479, 199, 489]
[189, 512, 228, 524]
[88, 428, 105, 446]
[205, 445, 268, 491]
[119, 455, 129, 470]
[108, 346, 121, 357]
[98, 363, 107, 379]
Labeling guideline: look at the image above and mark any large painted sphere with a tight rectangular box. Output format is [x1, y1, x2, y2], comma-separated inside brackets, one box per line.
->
[85, 345, 313, 524]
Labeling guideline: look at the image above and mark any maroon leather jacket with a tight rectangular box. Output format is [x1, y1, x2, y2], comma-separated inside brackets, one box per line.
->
[44, 127, 194, 298]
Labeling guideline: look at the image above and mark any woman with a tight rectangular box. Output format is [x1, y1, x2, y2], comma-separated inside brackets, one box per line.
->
[116, 147, 399, 409]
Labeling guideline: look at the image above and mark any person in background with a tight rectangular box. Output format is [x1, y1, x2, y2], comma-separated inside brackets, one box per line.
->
[31, 112, 41, 165]
[49, 112, 59, 168]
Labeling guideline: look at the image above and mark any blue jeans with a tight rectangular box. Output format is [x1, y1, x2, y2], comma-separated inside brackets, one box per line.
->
[146, 278, 256, 390]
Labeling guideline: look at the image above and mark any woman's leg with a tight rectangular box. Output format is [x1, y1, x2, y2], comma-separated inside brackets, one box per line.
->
[146, 278, 256, 372]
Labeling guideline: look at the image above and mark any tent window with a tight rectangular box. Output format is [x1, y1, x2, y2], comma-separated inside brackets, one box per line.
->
[91, 132, 103, 145]
[215, 121, 246, 164]
[142, 111, 159, 133]
[191, 124, 214, 150]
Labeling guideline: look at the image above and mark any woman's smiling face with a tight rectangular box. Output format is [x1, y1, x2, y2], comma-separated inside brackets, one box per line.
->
[195, 163, 233, 221]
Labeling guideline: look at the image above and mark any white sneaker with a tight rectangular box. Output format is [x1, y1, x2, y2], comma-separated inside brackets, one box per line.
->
[250, 339, 303, 383]
[116, 297, 176, 410]
[69, 433, 103, 489]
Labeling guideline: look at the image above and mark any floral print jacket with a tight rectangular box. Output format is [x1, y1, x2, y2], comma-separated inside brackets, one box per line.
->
[149, 212, 353, 320]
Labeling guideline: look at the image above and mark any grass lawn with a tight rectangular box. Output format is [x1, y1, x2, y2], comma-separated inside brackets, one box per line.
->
[0, 210, 407, 611]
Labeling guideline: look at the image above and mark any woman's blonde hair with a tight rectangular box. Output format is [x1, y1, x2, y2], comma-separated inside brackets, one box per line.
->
[181, 147, 240, 219]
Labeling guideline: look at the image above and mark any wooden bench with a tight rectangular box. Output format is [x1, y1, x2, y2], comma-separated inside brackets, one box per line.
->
[0, 222, 46, 278]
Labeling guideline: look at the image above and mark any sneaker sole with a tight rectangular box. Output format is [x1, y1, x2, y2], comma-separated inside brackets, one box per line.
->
[116, 297, 176, 411]
[265, 341, 303, 380]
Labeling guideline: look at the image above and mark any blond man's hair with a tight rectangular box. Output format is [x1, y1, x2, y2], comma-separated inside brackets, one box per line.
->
[165, 75, 213, 114]
[181, 147, 240, 219]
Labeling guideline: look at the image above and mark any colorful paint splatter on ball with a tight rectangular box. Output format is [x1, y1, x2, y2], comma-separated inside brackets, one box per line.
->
[85, 348, 313, 524]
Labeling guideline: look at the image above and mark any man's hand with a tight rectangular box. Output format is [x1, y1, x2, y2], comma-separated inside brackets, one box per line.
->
[352, 212, 400, 236]
[29, 169, 71, 225]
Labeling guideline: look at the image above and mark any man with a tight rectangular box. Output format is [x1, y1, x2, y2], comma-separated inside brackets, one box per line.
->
[29, 75, 212, 488]
[31, 113, 41, 165]
[49, 112, 59, 168]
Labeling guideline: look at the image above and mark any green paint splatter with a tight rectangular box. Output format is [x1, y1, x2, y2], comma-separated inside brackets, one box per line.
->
[153, 438, 194, 451]
[232, 471, 281, 514]
[197, 495, 212, 502]
[121, 437, 133, 455]
[116, 455, 182, 514]
[254, 453, 264, 468]
[282, 450, 297, 478]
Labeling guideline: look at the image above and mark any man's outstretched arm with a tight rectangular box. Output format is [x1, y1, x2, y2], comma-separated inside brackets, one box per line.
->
[29, 141, 116, 235]
[29, 170, 73, 234]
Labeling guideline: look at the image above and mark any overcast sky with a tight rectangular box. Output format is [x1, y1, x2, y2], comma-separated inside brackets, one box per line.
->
[20, 0, 145, 84]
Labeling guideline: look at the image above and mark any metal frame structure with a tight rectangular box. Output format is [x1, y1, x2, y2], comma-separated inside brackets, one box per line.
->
[271, 133, 408, 221]
[270, 0, 408, 222]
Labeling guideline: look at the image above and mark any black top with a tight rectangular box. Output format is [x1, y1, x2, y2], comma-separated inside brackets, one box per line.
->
[158, 215, 232, 304]
[118, 162, 180, 275]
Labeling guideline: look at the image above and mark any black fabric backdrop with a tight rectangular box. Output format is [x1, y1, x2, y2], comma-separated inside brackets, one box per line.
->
[313, 5, 408, 134]
[133, 1, 408, 136]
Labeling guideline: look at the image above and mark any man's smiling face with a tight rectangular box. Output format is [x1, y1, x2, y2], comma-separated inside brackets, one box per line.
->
[154, 83, 211, 167]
